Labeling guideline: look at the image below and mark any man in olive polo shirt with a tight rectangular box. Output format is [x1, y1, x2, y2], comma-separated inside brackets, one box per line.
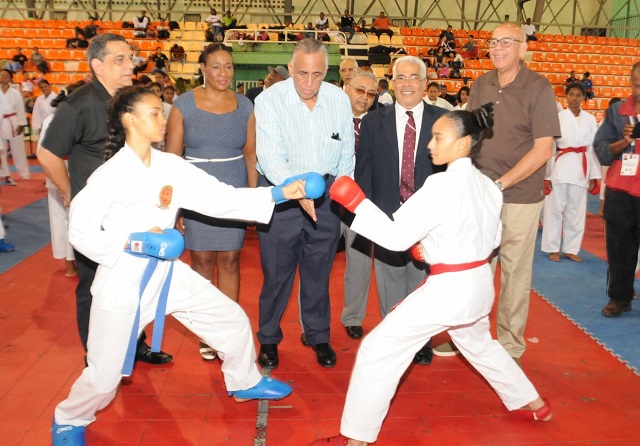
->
[434, 23, 560, 363]
[37, 34, 172, 365]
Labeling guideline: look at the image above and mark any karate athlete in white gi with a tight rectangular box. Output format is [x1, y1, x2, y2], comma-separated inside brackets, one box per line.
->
[51, 86, 317, 446]
[311, 104, 551, 446]
[542, 82, 601, 262]
[0, 69, 29, 182]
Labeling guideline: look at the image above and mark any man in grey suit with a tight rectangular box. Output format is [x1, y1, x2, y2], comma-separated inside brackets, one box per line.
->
[354, 55, 446, 364]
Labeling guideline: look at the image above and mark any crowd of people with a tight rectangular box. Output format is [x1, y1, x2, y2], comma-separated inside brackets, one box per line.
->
[0, 11, 635, 446]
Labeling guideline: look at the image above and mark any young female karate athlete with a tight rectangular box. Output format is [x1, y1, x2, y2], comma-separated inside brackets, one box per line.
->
[52, 85, 315, 445]
[541, 82, 601, 262]
[311, 104, 551, 446]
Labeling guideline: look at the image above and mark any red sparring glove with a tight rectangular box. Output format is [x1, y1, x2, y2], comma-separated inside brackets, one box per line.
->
[589, 179, 601, 196]
[544, 180, 552, 196]
[409, 243, 425, 263]
[330, 176, 366, 213]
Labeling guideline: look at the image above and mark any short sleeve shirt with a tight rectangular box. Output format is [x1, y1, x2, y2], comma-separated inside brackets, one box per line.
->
[467, 61, 561, 204]
[40, 80, 111, 199]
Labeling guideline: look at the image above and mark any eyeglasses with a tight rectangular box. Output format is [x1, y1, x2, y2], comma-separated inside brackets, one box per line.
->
[349, 85, 377, 99]
[339, 67, 357, 73]
[394, 75, 424, 83]
[487, 37, 524, 48]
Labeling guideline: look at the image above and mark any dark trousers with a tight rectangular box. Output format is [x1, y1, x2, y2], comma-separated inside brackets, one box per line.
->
[256, 175, 340, 346]
[375, 29, 394, 38]
[603, 188, 640, 302]
[74, 249, 150, 354]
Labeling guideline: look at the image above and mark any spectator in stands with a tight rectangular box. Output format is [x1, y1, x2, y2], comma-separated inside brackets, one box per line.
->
[437, 35, 455, 54]
[315, 12, 329, 30]
[169, 43, 186, 69]
[19, 71, 34, 98]
[246, 65, 289, 103]
[31, 47, 50, 74]
[357, 19, 375, 35]
[7, 48, 27, 73]
[338, 9, 356, 43]
[433, 46, 446, 70]
[566, 70, 579, 84]
[371, 11, 393, 38]
[339, 57, 359, 88]
[437, 63, 450, 78]
[460, 35, 479, 59]
[149, 47, 168, 74]
[156, 19, 171, 39]
[163, 85, 176, 104]
[166, 42, 257, 361]
[205, 8, 224, 41]
[131, 46, 148, 77]
[425, 81, 454, 110]
[440, 84, 457, 106]
[31, 79, 55, 135]
[133, 10, 150, 33]
[522, 18, 537, 42]
[304, 22, 316, 38]
[439, 25, 456, 47]
[75, 16, 99, 41]
[236, 83, 245, 95]
[455, 85, 470, 109]
[222, 10, 237, 30]
[581, 72, 594, 99]
[377, 78, 393, 106]
[0, 69, 29, 184]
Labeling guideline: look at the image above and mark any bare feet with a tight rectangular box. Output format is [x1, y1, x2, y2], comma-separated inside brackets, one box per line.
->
[549, 252, 560, 262]
[64, 260, 78, 277]
[563, 253, 582, 262]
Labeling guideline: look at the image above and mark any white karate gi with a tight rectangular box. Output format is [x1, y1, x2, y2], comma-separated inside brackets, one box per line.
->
[55, 144, 277, 427]
[541, 109, 600, 255]
[31, 91, 56, 134]
[0, 86, 28, 179]
[37, 115, 74, 261]
[340, 158, 540, 443]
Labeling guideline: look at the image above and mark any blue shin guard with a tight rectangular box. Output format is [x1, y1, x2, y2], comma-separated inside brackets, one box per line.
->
[228, 376, 292, 401]
[52, 418, 86, 446]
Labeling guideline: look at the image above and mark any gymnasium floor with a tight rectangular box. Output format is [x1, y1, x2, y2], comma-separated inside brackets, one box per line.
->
[1, 165, 640, 445]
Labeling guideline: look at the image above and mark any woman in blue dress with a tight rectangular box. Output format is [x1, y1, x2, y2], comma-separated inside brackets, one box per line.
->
[166, 43, 258, 360]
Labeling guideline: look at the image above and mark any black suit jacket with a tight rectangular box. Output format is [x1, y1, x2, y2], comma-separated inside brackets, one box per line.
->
[355, 101, 446, 218]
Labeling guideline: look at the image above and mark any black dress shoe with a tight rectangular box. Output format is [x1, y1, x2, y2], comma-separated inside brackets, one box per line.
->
[345, 325, 364, 339]
[258, 344, 279, 368]
[300, 333, 310, 347]
[311, 343, 336, 368]
[413, 340, 433, 365]
[136, 347, 173, 364]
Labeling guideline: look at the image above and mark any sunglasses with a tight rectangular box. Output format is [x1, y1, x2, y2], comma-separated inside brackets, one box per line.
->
[350, 85, 377, 99]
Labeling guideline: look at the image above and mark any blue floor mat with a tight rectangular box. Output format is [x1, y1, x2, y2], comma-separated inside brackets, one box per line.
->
[533, 194, 640, 374]
[0, 198, 51, 274]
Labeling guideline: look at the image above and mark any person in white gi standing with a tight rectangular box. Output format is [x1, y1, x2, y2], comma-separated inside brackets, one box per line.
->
[310, 105, 552, 446]
[31, 79, 56, 135]
[0, 69, 29, 183]
[51, 86, 303, 446]
[542, 82, 601, 262]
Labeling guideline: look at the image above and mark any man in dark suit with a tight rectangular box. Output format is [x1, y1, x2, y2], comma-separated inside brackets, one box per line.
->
[355, 55, 446, 364]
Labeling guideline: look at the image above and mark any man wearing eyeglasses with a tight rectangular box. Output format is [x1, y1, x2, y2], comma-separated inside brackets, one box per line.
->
[354, 56, 446, 365]
[339, 58, 359, 89]
[434, 23, 560, 363]
[339, 71, 379, 341]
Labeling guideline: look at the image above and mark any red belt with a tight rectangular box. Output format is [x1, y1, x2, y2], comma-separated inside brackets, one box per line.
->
[390, 259, 488, 312]
[3, 113, 17, 137]
[556, 146, 587, 178]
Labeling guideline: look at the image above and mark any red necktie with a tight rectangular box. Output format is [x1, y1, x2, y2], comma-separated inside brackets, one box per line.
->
[353, 117, 361, 152]
[400, 111, 416, 202]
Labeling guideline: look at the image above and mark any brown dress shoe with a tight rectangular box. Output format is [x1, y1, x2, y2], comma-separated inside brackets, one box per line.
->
[601, 299, 632, 318]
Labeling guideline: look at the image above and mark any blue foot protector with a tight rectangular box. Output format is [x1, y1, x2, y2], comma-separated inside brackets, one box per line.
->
[228, 376, 292, 400]
[52, 418, 86, 446]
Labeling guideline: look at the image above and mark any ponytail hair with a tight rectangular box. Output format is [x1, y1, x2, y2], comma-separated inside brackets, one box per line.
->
[104, 85, 155, 162]
[444, 102, 494, 160]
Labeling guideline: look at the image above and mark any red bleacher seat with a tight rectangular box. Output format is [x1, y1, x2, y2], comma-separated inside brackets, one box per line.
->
[411, 27, 423, 36]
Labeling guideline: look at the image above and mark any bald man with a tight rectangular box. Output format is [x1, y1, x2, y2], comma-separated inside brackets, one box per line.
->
[434, 23, 560, 363]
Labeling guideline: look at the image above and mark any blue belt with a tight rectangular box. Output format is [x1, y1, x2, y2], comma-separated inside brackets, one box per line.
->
[121, 255, 174, 376]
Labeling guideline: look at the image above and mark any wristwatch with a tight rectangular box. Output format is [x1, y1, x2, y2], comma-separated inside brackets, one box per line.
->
[494, 179, 504, 192]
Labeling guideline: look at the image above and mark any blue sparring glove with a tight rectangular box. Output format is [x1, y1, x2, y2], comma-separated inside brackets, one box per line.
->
[127, 228, 185, 260]
[271, 172, 326, 204]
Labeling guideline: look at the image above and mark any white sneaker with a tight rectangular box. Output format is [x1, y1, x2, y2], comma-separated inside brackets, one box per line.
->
[433, 341, 460, 357]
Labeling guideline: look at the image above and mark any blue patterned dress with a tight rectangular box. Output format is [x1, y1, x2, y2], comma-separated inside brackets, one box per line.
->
[174, 90, 253, 251]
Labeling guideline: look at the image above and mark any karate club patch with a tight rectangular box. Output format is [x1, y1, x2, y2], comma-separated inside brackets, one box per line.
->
[157, 185, 173, 209]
